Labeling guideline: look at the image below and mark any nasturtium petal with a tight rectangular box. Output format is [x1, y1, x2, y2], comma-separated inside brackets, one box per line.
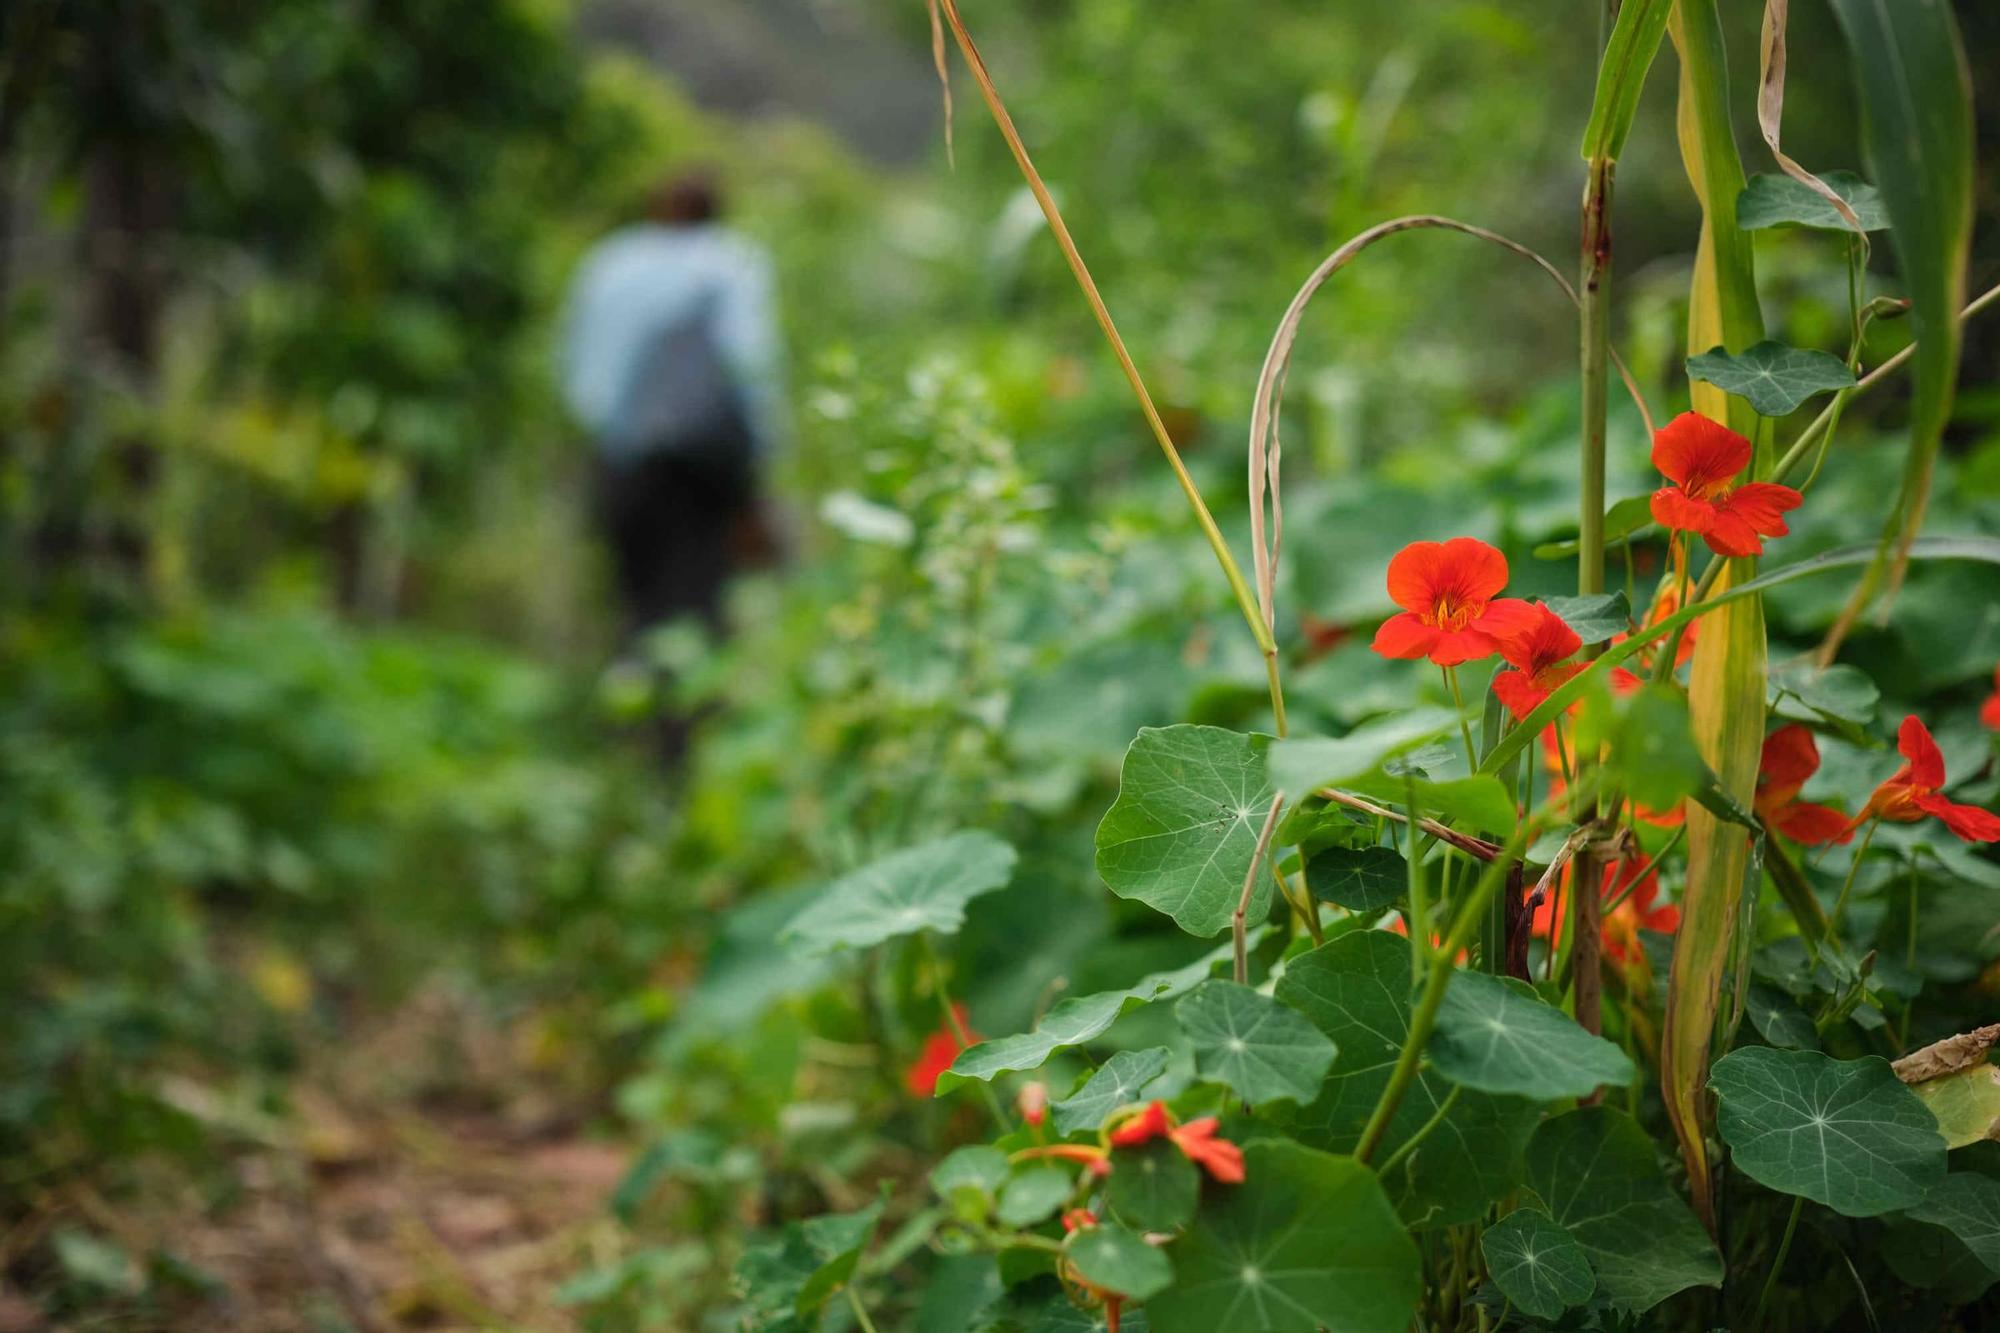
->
[1304, 845, 1407, 912]
[1686, 340, 1856, 418]
[1478, 1208, 1595, 1320]
[780, 832, 1017, 954]
[1107, 1138, 1200, 1231]
[1907, 1172, 2000, 1273]
[1095, 726, 1277, 937]
[1709, 1047, 1946, 1216]
[1150, 1140, 1420, 1333]
[1273, 931, 1535, 1226]
[940, 938, 1242, 1089]
[1736, 169, 1888, 232]
[1176, 980, 1335, 1106]
[1062, 1223, 1171, 1300]
[1430, 972, 1636, 1100]
[1524, 1107, 1721, 1313]
[1051, 1048, 1173, 1136]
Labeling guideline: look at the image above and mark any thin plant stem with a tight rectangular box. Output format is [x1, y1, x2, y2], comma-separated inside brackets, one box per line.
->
[1377, 1084, 1463, 1177]
[1901, 858, 1920, 1049]
[1274, 862, 1325, 947]
[932, 0, 1278, 704]
[921, 933, 1007, 1125]
[1314, 788, 1503, 861]
[1404, 777, 1430, 971]
[1828, 818, 1879, 936]
[846, 1287, 881, 1333]
[1444, 666, 1477, 770]
[1751, 1193, 1806, 1330]
[1234, 794, 1287, 984]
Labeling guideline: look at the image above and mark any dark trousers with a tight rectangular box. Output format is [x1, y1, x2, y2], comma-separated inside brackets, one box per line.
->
[596, 445, 755, 637]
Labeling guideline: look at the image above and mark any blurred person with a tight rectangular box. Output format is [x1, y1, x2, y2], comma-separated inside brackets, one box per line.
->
[559, 171, 786, 641]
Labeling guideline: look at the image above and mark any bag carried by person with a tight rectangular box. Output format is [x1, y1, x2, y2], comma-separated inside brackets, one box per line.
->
[608, 292, 751, 465]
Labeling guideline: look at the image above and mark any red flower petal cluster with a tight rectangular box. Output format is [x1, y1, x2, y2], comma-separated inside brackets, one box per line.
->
[1754, 725, 1852, 846]
[904, 1004, 977, 1096]
[1982, 666, 2000, 730]
[1531, 856, 1678, 967]
[1491, 604, 1584, 720]
[1107, 1101, 1245, 1184]
[1649, 413, 1802, 558]
[1372, 538, 1537, 666]
[1856, 716, 2000, 843]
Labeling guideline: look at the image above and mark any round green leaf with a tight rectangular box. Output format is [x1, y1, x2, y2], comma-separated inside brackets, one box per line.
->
[780, 832, 1017, 955]
[1063, 1223, 1171, 1300]
[1909, 1063, 2000, 1149]
[1274, 931, 1535, 1227]
[999, 1166, 1078, 1228]
[1524, 1107, 1721, 1314]
[1176, 980, 1335, 1107]
[1709, 1047, 1946, 1216]
[1429, 972, 1635, 1100]
[1686, 340, 1856, 418]
[1304, 845, 1406, 912]
[1906, 1172, 2000, 1273]
[1744, 983, 1820, 1052]
[1094, 725, 1277, 937]
[1540, 591, 1631, 646]
[1107, 1138, 1200, 1231]
[1151, 1140, 1420, 1333]
[932, 1145, 1010, 1218]
[1029, 1299, 1153, 1333]
[1478, 1208, 1594, 1320]
[1736, 170, 1888, 232]
[1052, 1048, 1172, 1136]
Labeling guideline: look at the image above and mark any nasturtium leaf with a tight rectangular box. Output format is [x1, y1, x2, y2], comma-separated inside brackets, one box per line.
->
[737, 1200, 884, 1326]
[780, 832, 1017, 955]
[1524, 1108, 1722, 1313]
[1062, 1224, 1171, 1300]
[1340, 772, 1517, 838]
[1052, 1048, 1172, 1136]
[1151, 1140, 1419, 1333]
[1095, 726, 1277, 937]
[1910, 1063, 2000, 1148]
[1768, 661, 1879, 727]
[1685, 341, 1856, 418]
[940, 938, 1242, 1089]
[1273, 931, 1536, 1226]
[1745, 982, 1820, 1051]
[1027, 1299, 1153, 1333]
[1264, 710, 1459, 798]
[1906, 1172, 2000, 1273]
[1737, 169, 1889, 232]
[1430, 972, 1635, 1100]
[1176, 980, 1335, 1106]
[932, 1145, 1010, 1216]
[1304, 845, 1407, 912]
[1577, 683, 1704, 814]
[998, 1167, 1076, 1228]
[1478, 1208, 1595, 1320]
[1709, 1047, 1946, 1216]
[1107, 1138, 1200, 1231]
[1542, 592, 1631, 646]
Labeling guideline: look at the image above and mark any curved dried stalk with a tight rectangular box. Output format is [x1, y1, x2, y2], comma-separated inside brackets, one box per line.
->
[1247, 216, 1656, 636]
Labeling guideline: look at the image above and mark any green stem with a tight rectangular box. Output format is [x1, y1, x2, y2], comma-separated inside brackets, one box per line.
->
[922, 933, 1007, 1125]
[1377, 1084, 1463, 1177]
[1579, 155, 1615, 604]
[846, 1287, 881, 1333]
[1444, 666, 1477, 771]
[1828, 818, 1879, 936]
[1405, 777, 1430, 971]
[1750, 1193, 1805, 1330]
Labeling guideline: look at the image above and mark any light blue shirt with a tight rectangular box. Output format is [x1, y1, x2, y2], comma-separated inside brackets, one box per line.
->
[558, 223, 785, 460]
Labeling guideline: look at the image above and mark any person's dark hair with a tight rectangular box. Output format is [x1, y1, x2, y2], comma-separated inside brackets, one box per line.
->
[650, 172, 721, 226]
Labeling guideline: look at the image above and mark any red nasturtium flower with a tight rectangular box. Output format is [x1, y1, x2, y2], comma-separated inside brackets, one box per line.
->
[1649, 412, 1803, 558]
[1491, 604, 1584, 720]
[1753, 725, 1852, 845]
[1855, 716, 2000, 843]
[1107, 1101, 1246, 1184]
[1060, 1208, 1097, 1233]
[1371, 537, 1537, 666]
[904, 1005, 977, 1095]
[1981, 666, 2000, 730]
[1531, 857, 1678, 967]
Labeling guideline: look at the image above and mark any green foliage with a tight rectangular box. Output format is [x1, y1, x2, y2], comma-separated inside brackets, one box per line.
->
[1430, 973, 1636, 1100]
[1175, 981, 1336, 1107]
[1478, 1208, 1594, 1320]
[1736, 170, 1888, 232]
[779, 832, 1018, 954]
[1686, 340, 1857, 417]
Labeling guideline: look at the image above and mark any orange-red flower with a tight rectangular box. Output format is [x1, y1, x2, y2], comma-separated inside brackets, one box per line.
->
[1107, 1101, 1245, 1184]
[1371, 537, 1537, 667]
[1060, 1208, 1098, 1233]
[1754, 725, 1853, 846]
[1856, 716, 2000, 843]
[1492, 604, 1584, 720]
[1531, 856, 1678, 966]
[1649, 413, 1802, 558]
[1981, 666, 2000, 730]
[905, 1005, 977, 1095]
